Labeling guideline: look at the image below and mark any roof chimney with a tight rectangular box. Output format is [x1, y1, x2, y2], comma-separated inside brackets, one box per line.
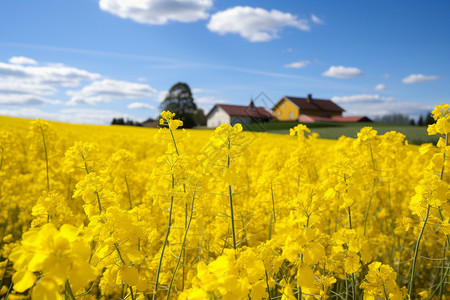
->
[307, 94, 312, 103]
[249, 99, 255, 110]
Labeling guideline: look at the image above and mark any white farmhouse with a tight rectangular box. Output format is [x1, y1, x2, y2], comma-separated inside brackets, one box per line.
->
[206, 101, 272, 128]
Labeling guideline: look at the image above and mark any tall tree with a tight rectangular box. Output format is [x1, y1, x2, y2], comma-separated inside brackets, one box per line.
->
[418, 116, 424, 126]
[194, 108, 207, 126]
[160, 82, 197, 128]
[425, 112, 434, 125]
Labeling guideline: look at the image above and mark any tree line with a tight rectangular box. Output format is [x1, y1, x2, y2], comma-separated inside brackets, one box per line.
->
[375, 112, 434, 126]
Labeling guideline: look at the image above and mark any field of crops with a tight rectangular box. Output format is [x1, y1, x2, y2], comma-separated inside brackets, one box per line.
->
[0, 105, 449, 299]
[244, 121, 438, 146]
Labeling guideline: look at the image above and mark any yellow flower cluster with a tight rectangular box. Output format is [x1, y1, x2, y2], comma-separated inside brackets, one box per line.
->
[0, 104, 449, 299]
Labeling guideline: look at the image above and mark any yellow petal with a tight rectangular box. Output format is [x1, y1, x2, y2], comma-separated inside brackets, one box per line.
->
[119, 265, 139, 286]
[12, 270, 36, 293]
[31, 278, 62, 300]
[297, 263, 315, 288]
[250, 280, 267, 299]
[59, 224, 79, 242]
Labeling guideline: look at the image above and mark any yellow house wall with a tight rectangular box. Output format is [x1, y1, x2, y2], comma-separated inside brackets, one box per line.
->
[273, 98, 343, 120]
[273, 98, 299, 121]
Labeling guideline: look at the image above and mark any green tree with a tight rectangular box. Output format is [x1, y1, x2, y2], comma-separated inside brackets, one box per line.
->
[418, 116, 424, 126]
[160, 82, 197, 128]
[425, 112, 434, 125]
[194, 108, 207, 126]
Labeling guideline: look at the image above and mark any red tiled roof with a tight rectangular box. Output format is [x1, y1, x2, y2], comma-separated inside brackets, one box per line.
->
[207, 104, 272, 118]
[330, 116, 372, 122]
[299, 115, 330, 122]
[282, 96, 345, 113]
[299, 114, 372, 123]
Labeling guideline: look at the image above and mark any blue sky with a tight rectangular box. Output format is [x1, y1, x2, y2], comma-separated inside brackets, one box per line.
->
[0, 0, 448, 124]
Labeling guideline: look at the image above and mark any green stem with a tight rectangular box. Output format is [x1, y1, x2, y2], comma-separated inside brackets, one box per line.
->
[227, 138, 231, 168]
[95, 190, 102, 213]
[125, 174, 132, 209]
[229, 185, 236, 250]
[182, 201, 187, 292]
[345, 273, 349, 300]
[348, 207, 352, 230]
[153, 174, 175, 300]
[65, 280, 76, 300]
[383, 285, 390, 300]
[408, 204, 431, 298]
[351, 273, 356, 300]
[153, 122, 181, 299]
[0, 219, 8, 256]
[169, 128, 179, 156]
[39, 125, 50, 191]
[368, 139, 375, 170]
[4, 281, 13, 300]
[363, 180, 376, 236]
[115, 244, 136, 300]
[439, 133, 447, 180]
[335, 204, 338, 233]
[271, 183, 276, 223]
[167, 189, 196, 299]
[437, 133, 449, 299]
[265, 270, 272, 300]
[129, 286, 135, 300]
[66, 175, 72, 201]
[84, 161, 89, 174]
[268, 214, 273, 240]
[438, 241, 447, 300]
[114, 243, 126, 264]
[0, 149, 4, 172]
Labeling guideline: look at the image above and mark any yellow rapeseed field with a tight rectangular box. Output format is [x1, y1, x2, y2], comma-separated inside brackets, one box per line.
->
[0, 105, 449, 299]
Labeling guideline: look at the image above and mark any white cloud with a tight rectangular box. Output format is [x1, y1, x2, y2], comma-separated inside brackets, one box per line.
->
[61, 108, 144, 124]
[0, 107, 142, 124]
[0, 94, 61, 106]
[311, 14, 324, 24]
[332, 94, 394, 103]
[195, 96, 227, 113]
[402, 74, 439, 84]
[137, 77, 147, 82]
[0, 80, 56, 95]
[383, 73, 391, 79]
[67, 79, 156, 105]
[322, 66, 363, 78]
[207, 6, 310, 42]
[0, 62, 101, 87]
[196, 96, 226, 104]
[128, 102, 155, 109]
[0, 58, 97, 107]
[374, 83, 387, 91]
[99, 0, 212, 25]
[284, 60, 310, 69]
[8, 56, 38, 65]
[157, 90, 168, 102]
